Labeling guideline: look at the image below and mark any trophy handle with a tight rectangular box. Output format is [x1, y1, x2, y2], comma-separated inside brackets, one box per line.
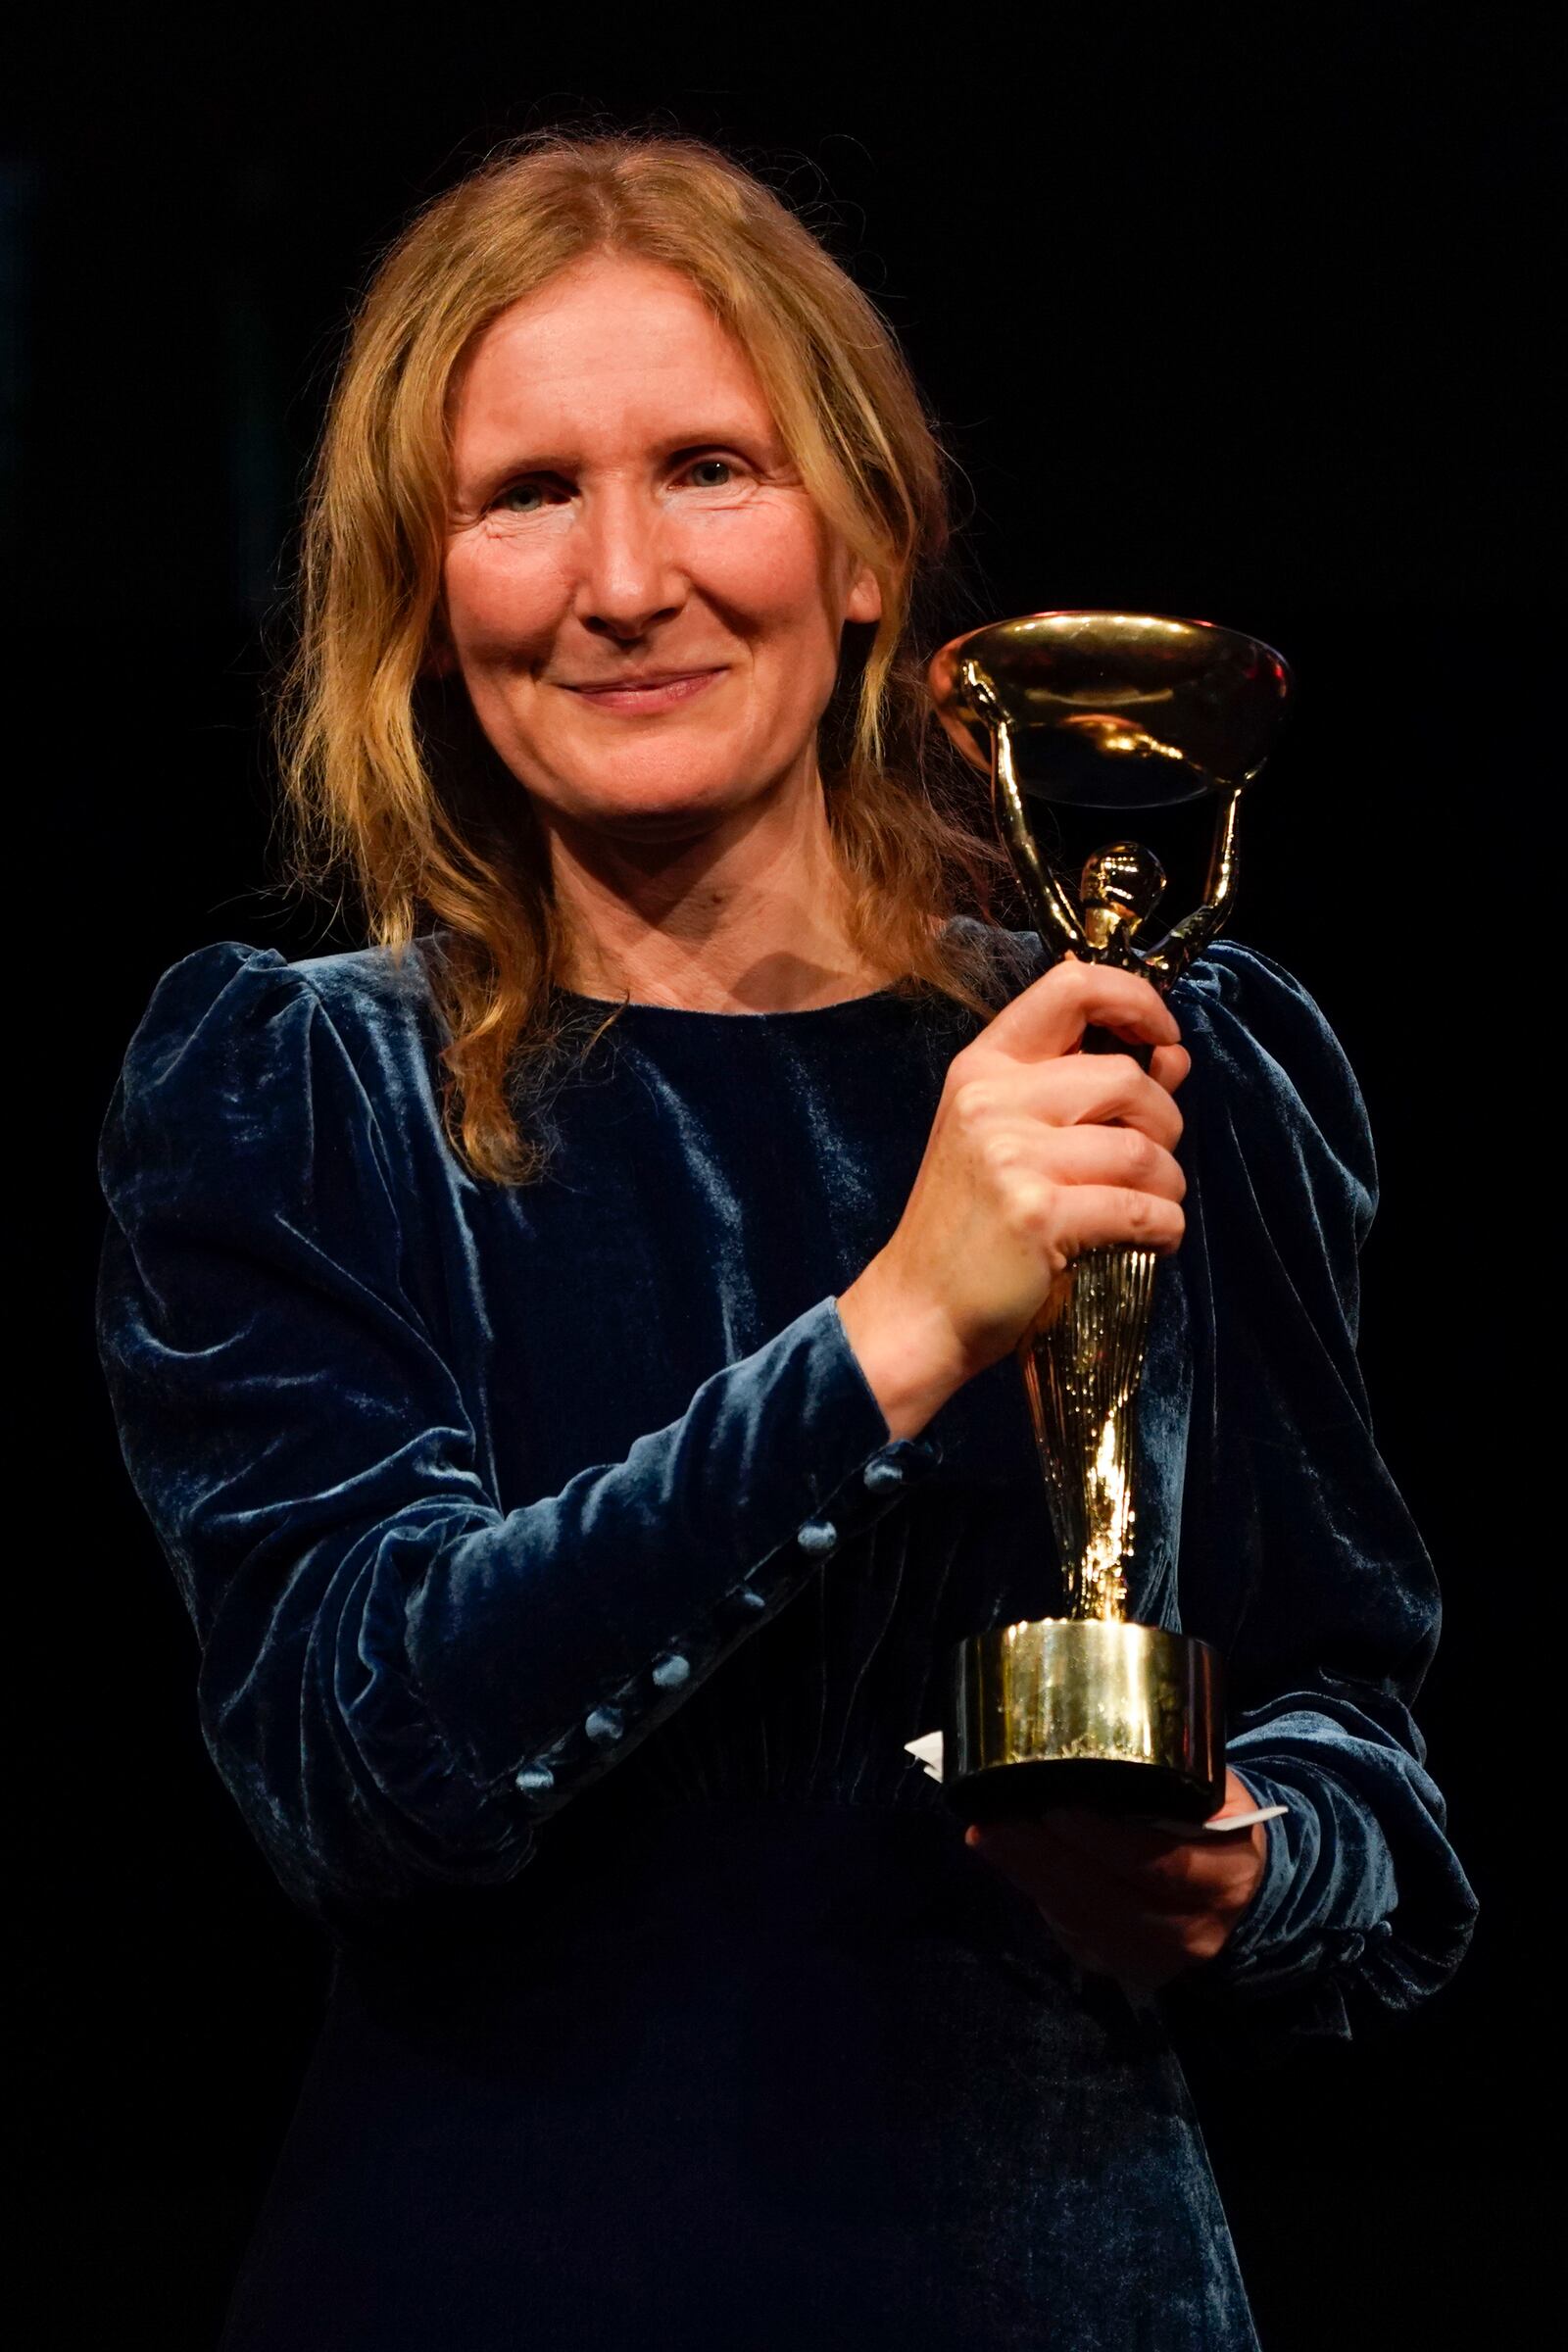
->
[1139, 784, 1244, 988]
[985, 700, 1245, 998]
[988, 717, 1088, 962]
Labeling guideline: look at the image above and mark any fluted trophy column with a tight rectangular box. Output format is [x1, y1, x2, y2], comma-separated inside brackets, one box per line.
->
[927, 612, 1292, 1823]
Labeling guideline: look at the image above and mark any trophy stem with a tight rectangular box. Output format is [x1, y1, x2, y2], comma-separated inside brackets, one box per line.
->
[1018, 1242, 1157, 1623]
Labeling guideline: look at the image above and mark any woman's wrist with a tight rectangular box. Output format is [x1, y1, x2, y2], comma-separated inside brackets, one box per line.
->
[836, 1263, 970, 1443]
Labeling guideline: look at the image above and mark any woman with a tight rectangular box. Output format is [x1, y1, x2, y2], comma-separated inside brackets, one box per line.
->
[97, 134, 1475, 2349]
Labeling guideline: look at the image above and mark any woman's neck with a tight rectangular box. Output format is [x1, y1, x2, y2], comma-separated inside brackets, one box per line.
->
[543, 777, 895, 1012]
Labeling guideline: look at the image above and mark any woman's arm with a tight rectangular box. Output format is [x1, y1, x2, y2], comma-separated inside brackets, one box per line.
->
[950, 944, 1475, 2040]
[96, 943, 939, 1922]
[1166, 943, 1477, 2042]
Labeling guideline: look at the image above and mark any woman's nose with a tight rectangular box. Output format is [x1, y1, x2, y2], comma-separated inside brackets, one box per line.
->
[573, 486, 684, 641]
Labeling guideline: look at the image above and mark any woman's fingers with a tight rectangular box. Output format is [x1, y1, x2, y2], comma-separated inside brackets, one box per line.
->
[1023, 1123, 1187, 1203]
[966, 1821, 1214, 1986]
[1046, 1181, 1186, 1258]
[984, 1052, 1188, 1150]
[1147, 1042, 1191, 1098]
[836, 958, 1195, 1431]
[966, 1794, 1269, 1984]
[987, 956, 1181, 1065]
[967, 1823, 1147, 1963]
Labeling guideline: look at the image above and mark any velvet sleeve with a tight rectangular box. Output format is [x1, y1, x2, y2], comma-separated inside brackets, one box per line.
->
[1167, 942, 1477, 2049]
[95, 944, 938, 1922]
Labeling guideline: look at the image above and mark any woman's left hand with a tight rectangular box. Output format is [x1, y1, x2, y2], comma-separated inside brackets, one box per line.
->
[964, 1768, 1268, 1992]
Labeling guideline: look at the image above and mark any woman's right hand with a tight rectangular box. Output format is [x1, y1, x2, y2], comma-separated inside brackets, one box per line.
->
[837, 959, 1191, 1441]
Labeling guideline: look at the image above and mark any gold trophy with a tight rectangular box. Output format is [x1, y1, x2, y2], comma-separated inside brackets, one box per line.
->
[927, 612, 1292, 1823]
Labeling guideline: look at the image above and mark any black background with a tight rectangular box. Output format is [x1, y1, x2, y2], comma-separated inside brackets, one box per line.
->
[26, 8, 1549, 2345]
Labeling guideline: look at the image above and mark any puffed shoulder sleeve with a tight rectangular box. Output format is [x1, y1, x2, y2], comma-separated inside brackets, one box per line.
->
[96, 944, 933, 1923]
[1167, 942, 1477, 2051]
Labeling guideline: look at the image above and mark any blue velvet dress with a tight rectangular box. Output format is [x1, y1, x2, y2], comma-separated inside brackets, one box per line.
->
[96, 919, 1475, 2351]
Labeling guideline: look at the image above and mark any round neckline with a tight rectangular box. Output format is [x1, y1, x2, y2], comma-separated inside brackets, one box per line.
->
[553, 980, 908, 1022]
[551, 917, 991, 1022]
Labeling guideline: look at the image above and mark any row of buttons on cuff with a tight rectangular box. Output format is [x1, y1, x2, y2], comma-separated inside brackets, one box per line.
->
[797, 1434, 944, 1556]
[513, 1434, 943, 1799]
[514, 1665, 689, 1790]
[578, 1642, 697, 1748]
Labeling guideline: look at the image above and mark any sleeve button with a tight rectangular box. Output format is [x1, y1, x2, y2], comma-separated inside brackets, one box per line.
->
[514, 1764, 555, 1795]
[584, 1706, 624, 1743]
[797, 1517, 839, 1556]
[652, 1652, 691, 1689]
[862, 1457, 904, 1493]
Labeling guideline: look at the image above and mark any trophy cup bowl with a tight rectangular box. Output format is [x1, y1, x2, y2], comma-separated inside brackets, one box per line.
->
[928, 612, 1292, 1825]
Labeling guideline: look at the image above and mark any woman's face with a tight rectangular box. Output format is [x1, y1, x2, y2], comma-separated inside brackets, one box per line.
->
[440, 254, 882, 845]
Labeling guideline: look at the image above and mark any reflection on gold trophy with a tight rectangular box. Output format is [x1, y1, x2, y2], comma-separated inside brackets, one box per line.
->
[927, 612, 1293, 1822]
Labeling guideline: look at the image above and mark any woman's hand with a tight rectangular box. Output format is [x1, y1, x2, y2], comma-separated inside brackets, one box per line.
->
[838, 959, 1191, 1439]
[963, 1770, 1269, 1991]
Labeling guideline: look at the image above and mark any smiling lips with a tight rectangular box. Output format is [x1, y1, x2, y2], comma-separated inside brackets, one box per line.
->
[562, 668, 724, 713]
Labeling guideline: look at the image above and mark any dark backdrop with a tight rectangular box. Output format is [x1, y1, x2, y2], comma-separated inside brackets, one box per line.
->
[28, 10, 1547, 2346]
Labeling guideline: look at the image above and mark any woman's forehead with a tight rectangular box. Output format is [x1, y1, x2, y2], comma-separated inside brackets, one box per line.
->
[451, 256, 775, 458]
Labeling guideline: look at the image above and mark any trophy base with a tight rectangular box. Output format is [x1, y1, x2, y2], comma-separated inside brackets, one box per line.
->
[942, 1617, 1225, 1826]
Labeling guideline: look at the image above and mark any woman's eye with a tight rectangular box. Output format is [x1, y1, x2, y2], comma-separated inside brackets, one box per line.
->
[494, 477, 565, 514]
[684, 458, 737, 488]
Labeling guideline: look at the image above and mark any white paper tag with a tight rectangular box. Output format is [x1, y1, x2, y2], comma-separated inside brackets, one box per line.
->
[1144, 1804, 1287, 1838]
[903, 1732, 1285, 1838]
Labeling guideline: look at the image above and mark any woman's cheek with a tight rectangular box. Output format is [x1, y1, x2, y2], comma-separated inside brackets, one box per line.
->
[675, 500, 832, 629]
[444, 535, 569, 664]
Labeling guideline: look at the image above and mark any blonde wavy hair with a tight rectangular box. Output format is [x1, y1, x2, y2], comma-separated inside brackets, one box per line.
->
[279, 129, 1015, 1183]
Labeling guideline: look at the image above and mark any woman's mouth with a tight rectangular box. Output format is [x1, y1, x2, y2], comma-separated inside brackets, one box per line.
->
[563, 669, 724, 714]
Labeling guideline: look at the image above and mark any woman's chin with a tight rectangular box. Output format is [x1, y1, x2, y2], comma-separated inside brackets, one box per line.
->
[540, 760, 785, 838]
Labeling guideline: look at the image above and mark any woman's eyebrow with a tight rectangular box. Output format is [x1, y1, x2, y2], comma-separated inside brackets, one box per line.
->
[470, 420, 777, 482]
[650, 421, 776, 456]
[464, 446, 579, 489]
